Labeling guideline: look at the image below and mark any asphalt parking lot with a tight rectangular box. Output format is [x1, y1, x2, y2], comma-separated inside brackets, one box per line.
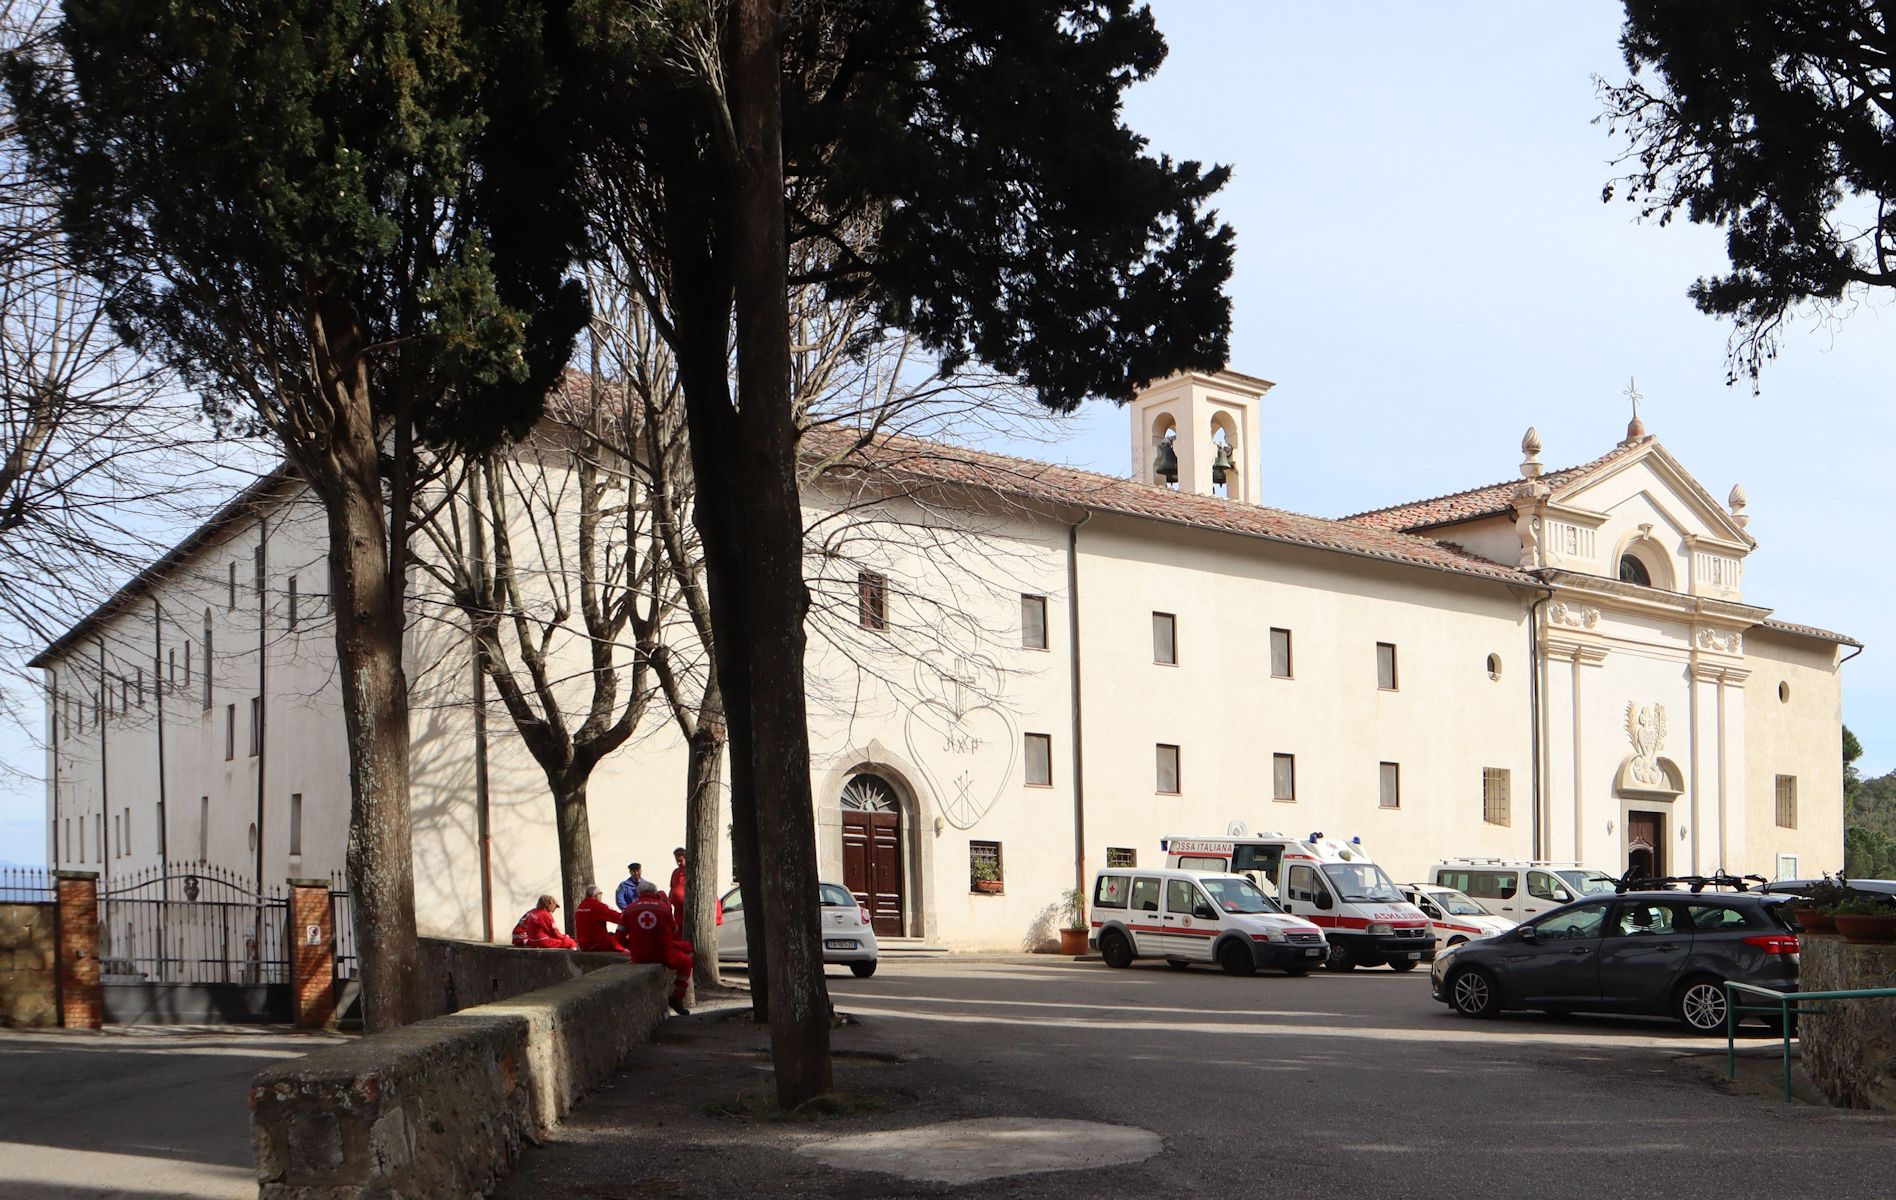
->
[507, 956, 1896, 1199]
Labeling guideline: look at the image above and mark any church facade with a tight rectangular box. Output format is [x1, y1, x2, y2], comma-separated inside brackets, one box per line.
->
[35, 370, 1856, 950]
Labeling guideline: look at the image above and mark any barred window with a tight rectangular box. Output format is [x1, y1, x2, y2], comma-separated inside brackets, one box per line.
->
[1106, 847, 1137, 868]
[857, 570, 888, 631]
[1273, 753, 1296, 803]
[970, 841, 1003, 892]
[1482, 767, 1511, 826]
[1775, 775, 1797, 829]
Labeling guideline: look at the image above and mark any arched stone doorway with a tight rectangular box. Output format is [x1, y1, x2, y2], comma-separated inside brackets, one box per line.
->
[840, 774, 906, 937]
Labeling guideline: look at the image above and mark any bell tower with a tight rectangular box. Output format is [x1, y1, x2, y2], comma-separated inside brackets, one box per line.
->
[1129, 369, 1273, 504]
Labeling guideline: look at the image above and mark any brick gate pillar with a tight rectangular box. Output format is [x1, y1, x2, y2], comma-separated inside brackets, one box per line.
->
[53, 870, 101, 1030]
[288, 879, 336, 1030]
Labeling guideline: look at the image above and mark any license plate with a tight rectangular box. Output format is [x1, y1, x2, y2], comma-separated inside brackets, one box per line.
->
[824, 939, 856, 951]
[1304, 948, 1321, 957]
[1408, 952, 1422, 960]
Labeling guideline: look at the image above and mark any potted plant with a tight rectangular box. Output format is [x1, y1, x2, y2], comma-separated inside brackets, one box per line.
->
[1831, 894, 1896, 945]
[971, 860, 1004, 895]
[1058, 888, 1089, 955]
[1790, 876, 1847, 934]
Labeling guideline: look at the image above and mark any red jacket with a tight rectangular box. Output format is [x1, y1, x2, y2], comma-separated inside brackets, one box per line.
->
[623, 894, 680, 964]
[670, 866, 687, 918]
[574, 896, 624, 953]
[511, 907, 577, 949]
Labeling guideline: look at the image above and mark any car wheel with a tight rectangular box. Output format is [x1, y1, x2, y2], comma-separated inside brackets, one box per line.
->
[1322, 943, 1356, 972]
[1165, 959, 1192, 971]
[1099, 929, 1134, 969]
[1675, 977, 1729, 1033]
[849, 960, 877, 978]
[1448, 967, 1501, 1018]
[1388, 958, 1421, 972]
[1218, 940, 1257, 977]
[1446, 936, 1468, 948]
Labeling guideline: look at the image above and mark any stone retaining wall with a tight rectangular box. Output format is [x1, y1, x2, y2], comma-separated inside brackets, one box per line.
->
[416, 936, 628, 1019]
[1797, 935, 1896, 1109]
[0, 902, 55, 1027]
[251, 961, 668, 1198]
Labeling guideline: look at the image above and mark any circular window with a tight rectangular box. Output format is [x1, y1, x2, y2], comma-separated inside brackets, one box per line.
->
[1486, 653, 1502, 680]
[247, 822, 258, 852]
[1778, 681, 1790, 704]
[1618, 554, 1652, 587]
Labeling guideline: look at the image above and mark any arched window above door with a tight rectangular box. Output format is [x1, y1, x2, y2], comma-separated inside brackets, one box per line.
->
[840, 775, 899, 812]
[1618, 554, 1652, 587]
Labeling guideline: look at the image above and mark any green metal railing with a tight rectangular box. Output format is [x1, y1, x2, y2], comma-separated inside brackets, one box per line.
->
[1724, 979, 1896, 1103]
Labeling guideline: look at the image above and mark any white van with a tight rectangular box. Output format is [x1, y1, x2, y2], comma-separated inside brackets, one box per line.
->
[1163, 834, 1434, 971]
[1399, 883, 1515, 950]
[1089, 867, 1328, 976]
[1425, 860, 1618, 922]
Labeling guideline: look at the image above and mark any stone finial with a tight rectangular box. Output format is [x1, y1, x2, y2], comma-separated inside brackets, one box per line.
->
[1728, 483, 1749, 530]
[1519, 427, 1543, 479]
[1624, 414, 1647, 444]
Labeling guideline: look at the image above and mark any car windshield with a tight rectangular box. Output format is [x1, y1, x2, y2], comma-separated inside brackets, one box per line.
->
[1429, 888, 1488, 916]
[1557, 870, 1618, 896]
[1199, 876, 1282, 914]
[1321, 862, 1405, 903]
[819, 884, 856, 907]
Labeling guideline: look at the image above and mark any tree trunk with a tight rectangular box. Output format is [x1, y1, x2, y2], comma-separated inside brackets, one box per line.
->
[553, 775, 596, 929]
[684, 699, 725, 990]
[324, 441, 425, 1034]
[728, 0, 833, 1109]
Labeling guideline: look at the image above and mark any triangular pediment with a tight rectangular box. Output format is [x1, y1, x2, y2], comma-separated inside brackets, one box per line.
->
[1549, 440, 1753, 550]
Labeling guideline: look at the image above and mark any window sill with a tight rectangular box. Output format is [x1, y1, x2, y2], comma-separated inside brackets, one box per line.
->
[1024, 782, 1054, 790]
[1156, 791, 1181, 798]
[1272, 797, 1296, 804]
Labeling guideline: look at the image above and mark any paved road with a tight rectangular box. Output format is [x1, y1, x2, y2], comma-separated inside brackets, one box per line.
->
[508, 956, 1896, 1198]
[0, 1026, 338, 1200]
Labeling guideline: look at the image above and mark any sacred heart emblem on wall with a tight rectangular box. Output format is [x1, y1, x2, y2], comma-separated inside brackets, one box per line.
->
[903, 614, 1019, 830]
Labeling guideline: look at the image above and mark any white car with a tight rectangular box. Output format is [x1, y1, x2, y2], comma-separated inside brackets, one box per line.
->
[1401, 884, 1515, 950]
[717, 881, 880, 977]
[1090, 867, 1329, 976]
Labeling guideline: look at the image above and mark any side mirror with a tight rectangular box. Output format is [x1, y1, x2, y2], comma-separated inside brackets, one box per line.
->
[1194, 905, 1216, 921]
[1315, 893, 1334, 911]
[1555, 890, 1573, 903]
[1518, 926, 1538, 942]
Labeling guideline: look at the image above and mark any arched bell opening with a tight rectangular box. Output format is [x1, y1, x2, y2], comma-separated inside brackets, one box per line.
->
[1149, 412, 1179, 488]
[1208, 411, 1240, 500]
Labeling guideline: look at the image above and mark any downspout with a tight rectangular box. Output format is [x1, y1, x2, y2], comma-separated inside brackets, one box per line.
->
[1527, 591, 1550, 861]
[48, 667, 59, 867]
[1067, 513, 1092, 898]
[469, 460, 495, 941]
[153, 597, 168, 876]
[255, 518, 268, 894]
[97, 639, 110, 877]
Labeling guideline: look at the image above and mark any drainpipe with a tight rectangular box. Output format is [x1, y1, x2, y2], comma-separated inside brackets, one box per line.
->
[97, 639, 110, 877]
[255, 517, 268, 894]
[1527, 591, 1551, 861]
[1067, 513, 1092, 897]
[154, 597, 168, 876]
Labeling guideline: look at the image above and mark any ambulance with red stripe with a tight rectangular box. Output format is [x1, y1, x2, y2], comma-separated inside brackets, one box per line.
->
[1088, 867, 1329, 975]
[1399, 883, 1516, 950]
[1164, 833, 1435, 971]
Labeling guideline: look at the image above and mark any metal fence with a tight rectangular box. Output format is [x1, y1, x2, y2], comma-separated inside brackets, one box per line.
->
[98, 865, 290, 985]
[330, 869, 357, 982]
[0, 866, 52, 902]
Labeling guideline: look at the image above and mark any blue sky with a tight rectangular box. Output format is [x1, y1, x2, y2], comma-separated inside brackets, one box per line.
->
[1, 1, 1891, 864]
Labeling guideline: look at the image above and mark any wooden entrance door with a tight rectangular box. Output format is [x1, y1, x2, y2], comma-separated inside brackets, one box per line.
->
[841, 776, 905, 937]
[1627, 810, 1664, 880]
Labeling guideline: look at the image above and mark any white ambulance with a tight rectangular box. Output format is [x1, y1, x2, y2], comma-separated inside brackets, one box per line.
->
[1399, 883, 1516, 950]
[1164, 833, 1434, 971]
[1088, 867, 1330, 976]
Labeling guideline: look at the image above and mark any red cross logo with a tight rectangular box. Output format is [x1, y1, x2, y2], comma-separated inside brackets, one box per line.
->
[637, 911, 658, 930]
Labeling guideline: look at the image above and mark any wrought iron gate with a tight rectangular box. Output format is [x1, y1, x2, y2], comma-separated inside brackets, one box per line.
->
[97, 866, 291, 1023]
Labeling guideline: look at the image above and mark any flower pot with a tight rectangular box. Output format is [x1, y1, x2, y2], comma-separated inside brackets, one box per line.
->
[973, 879, 1004, 895]
[1059, 927, 1088, 955]
[1792, 906, 1837, 934]
[1832, 913, 1896, 945]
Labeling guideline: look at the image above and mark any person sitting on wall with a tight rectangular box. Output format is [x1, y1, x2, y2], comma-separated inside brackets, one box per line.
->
[510, 895, 578, 949]
[574, 884, 627, 953]
[624, 879, 693, 1015]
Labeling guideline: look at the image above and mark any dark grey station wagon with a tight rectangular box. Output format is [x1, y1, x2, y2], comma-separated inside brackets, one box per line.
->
[1429, 891, 1800, 1032]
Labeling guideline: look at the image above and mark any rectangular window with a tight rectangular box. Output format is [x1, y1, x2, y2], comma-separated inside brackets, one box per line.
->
[288, 576, 299, 630]
[1156, 744, 1181, 795]
[225, 703, 236, 761]
[1024, 732, 1053, 787]
[96, 816, 102, 862]
[228, 561, 237, 609]
[249, 697, 262, 757]
[1270, 628, 1292, 678]
[156, 800, 164, 852]
[1775, 774, 1797, 829]
[136, 668, 144, 708]
[122, 806, 131, 856]
[1129, 876, 1161, 913]
[253, 545, 265, 595]
[1482, 767, 1511, 826]
[77, 815, 84, 863]
[857, 570, 888, 631]
[169, 648, 177, 685]
[970, 840, 1003, 893]
[1106, 847, 1137, 869]
[64, 818, 70, 862]
[199, 796, 209, 861]
[1094, 872, 1130, 908]
[112, 813, 120, 856]
[1152, 612, 1177, 665]
[202, 628, 213, 710]
[1273, 753, 1296, 802]
[290, 793, 303, 857]
[184, 640, 191, 688]
[1020, 594, 1047, 650]
[1376, 642, 1399, 690]
[1379, 761, 1401, 808]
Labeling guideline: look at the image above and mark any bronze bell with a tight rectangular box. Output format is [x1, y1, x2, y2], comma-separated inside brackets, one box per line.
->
[1152, 437, 1178, 484]
[1211, 442, 1235, 486]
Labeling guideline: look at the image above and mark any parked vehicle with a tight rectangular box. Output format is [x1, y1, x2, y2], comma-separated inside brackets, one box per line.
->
[718, 881, 880, 977]
[1089, 867, 1329, 976]
[1427, 860, 1615, 921]
[1164, 833, 1433, 971]
[1430, 891, 1800, 1032]
[1401, 884, 1515, 950]
[1756, 878, 1896, 898]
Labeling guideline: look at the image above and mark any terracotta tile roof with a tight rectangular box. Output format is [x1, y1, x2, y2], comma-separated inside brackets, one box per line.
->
[1754, 618, 1863, 648]
[802, 425, 1539, 588]
[1341, 441, 1645, 532]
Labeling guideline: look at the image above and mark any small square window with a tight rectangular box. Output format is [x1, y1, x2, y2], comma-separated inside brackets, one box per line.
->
[1024, 733, 1053, 787]
[1270, 628, 1292, 678]
[1152, 612, 1177, 665]
[1156, 744, 1181, 795]
[1379, 761, 1401, 808]
[857, 570, 888, 631]
[1376, 642, 1399, 691]
[1021, 595, 1048, 651]
[1273, 753, 1296, 803]
[970, 840, 1003, 893]
[1106, 847, 1137, 868]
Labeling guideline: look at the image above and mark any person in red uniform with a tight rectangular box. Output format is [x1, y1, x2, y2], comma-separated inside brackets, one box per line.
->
[669, 847, 688, 929]
[624, 879, 692, 1015]
[510, 895, 577, 949]
[574, 884, 626, 953]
